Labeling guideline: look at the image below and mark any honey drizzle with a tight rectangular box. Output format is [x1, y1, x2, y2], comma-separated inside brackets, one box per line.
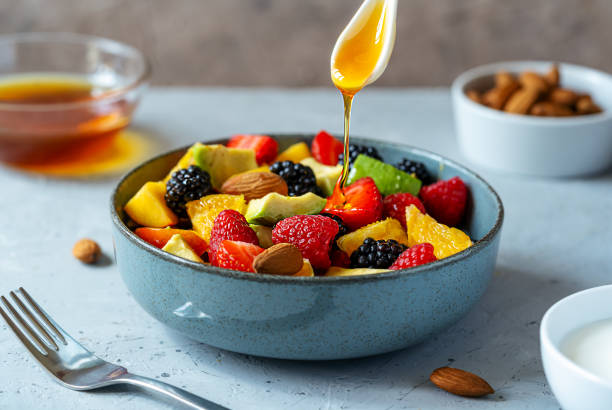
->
[330, 0, 393, 202]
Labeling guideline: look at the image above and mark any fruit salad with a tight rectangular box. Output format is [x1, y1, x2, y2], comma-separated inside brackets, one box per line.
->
[124, 131, 473, 277]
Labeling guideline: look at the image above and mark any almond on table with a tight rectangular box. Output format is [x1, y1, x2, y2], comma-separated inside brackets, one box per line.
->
[430, 367, 494, 398]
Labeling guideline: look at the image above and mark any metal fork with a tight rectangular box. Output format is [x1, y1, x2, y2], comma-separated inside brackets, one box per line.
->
[0, 287, 228, 410]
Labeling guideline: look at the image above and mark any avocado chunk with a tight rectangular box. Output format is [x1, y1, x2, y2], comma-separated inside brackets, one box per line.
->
[245, 192, 326, 225]
[300, 157, 342, 197]
[249, 224, 274, 248]
[162, 234, 204, 263]
[347, 154, 422, 195]
[193, 144, 258, 189]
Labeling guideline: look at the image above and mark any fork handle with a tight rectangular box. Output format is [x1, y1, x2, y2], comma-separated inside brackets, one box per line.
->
[118, 373, 229, 410]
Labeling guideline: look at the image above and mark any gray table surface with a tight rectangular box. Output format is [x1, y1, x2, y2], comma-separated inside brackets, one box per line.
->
[2, 87, 610, 409]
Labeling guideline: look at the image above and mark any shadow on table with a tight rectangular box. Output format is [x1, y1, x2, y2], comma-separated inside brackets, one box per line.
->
[82, 384, 178, 410]
[162, 263, 579, 406]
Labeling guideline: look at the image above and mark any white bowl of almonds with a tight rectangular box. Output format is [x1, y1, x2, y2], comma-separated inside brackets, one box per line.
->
[452, 61, 612, 177]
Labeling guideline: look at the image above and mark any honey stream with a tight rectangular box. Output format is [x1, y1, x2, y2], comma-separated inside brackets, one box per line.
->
[330, 0, 396, 202]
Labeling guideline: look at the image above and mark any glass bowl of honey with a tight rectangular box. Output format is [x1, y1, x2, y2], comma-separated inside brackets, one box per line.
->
[0, 32, 150, 166]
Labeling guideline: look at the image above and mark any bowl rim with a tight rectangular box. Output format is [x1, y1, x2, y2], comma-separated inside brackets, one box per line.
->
[110, 134, 504, 284]
[0, 32, 151, 111]
[451, 60, 612, 125]
[540, 284, 612, 389]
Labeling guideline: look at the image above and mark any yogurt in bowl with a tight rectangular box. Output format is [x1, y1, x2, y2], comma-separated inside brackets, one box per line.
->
[561, 318, 612, 382]
[541, 285, 612, 410]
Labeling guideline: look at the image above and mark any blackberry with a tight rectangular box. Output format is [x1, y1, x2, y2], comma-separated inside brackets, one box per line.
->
[270, 161, 318, 196]
[165, 165, 213, 217]
[337, 144, 383, 167]
[350, 238, 407, 269]
[320, 213, 349, 242]
[396, 158, 432, 184]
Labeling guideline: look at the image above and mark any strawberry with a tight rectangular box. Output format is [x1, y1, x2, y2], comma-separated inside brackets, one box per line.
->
[135, 227, 208, 255]
[323, 177, 383, 230]
[227, 134, 278, 165]
[272, 215, 339, 270]
[215, 240, 264, 272]
[209, 210, 258, 265]
[383, 193, 426, 228]
[389, 243, 437, 270]
[311, 130, 344, 165]
[419, 177, 468, 227]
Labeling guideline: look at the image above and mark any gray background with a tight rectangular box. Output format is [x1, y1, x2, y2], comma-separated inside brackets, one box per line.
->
[2, 0, 610, 86]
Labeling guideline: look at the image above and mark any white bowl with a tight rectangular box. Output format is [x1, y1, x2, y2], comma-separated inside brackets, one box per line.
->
[451, 61, 612, 177]
[540, 285, 612, 410]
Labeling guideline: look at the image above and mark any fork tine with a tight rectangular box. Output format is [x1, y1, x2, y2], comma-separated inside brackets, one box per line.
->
[0, 296, 48, 357]
[18, 287, 67, 345]
[10, 291, 59, 351]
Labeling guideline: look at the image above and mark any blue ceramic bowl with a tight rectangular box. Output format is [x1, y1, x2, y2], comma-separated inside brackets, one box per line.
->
[111, 135, 504, 360]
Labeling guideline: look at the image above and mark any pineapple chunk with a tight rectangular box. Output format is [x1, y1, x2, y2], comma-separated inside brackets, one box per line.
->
[244, 165, 270, 174]
[336, 218, 410, 256]
[163, 145, 196, 183]
[405, 205, 472, 259]
[325, 267, 389, 277]
[293, 259, 315, 277]
[276, 142, 311, 163]
[124, 181, 178, 228]
[162, 234, 204, 263]
[186, 194, 247, 241]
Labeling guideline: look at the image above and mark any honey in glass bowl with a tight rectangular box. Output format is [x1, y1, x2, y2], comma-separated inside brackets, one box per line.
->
[0, 33, 149, 169]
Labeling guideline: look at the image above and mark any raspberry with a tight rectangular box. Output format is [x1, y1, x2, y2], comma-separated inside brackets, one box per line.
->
[209, 210, 258, 265]
[215, 240, 264, 272]
[272, 215, 339, 269]
[395, 159, 432, 184]
[419, 177, 468, 227]
[383, 193, 426, 228]
[389, 243, 437, 270]
[350, 238, 407, 269]
[165, 165, 212, 217]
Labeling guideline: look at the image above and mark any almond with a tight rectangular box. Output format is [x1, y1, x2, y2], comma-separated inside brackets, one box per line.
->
[72, 238, 101, 264]
[504, 87, 539, 114]
[252, 243, 303, 275]
[576, 95, 602, 115]
[544, 65, 560, 87]
[221, 172, 288, 201]
[482, 81, 519, 110]
[548, 88, 579, 106]
[530, 101, 573, 117]
[465, 90, 481, 104]
[430, 367, 494, 398]
[495, 71, 515, 88]
[519, 71, 549, 93]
